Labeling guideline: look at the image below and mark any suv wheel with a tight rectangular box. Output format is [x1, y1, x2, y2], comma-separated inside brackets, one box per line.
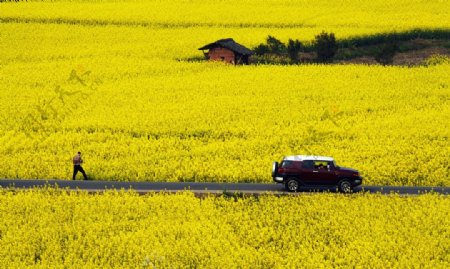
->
[285, 178, 299, 192]
[338, 180, 352, 193]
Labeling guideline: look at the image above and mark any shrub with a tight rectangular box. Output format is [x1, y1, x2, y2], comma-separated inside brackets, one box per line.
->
[253, 44, 269, 56]
[422, 54, 450, 66]
[314, 31, 338, 62]
[253, 36, 286, 56]
[287, 39, 302, 63]
[374, 42, 398, 65]
[266, 35, 286, 54]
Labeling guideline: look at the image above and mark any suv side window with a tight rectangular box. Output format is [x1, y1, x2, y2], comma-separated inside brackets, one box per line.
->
[313, 161, 328, 169]
[302, 160, 334, 170]
[314, 160, 335, 170]
[302, 160, 314, 169]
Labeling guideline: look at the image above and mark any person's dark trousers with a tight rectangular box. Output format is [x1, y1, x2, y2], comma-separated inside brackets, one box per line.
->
[73, 165, 88, 180]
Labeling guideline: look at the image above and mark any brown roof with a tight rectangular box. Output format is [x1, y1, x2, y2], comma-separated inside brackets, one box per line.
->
[198, 38, 253, 56]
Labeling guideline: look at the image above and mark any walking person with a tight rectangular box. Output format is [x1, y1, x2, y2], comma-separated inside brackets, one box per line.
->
[72, 152, 88, 180]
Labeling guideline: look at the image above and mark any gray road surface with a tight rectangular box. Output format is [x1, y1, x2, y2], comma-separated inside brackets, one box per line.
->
[0, 179, 449, 195]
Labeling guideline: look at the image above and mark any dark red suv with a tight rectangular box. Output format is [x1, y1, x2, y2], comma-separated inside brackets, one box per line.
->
[272, 155, 362, 193]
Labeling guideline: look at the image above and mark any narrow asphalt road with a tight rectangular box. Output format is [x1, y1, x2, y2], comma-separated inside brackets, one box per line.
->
[0, 179, 449, 195]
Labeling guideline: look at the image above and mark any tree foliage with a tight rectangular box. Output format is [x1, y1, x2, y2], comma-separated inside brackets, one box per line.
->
[314, 31, 338, 62]
[287, 39, 302, 62]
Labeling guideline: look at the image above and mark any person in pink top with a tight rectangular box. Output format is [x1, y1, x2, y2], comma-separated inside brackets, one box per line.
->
[72, 152, 88, 180]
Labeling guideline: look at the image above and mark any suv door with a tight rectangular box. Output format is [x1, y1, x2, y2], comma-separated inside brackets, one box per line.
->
[301, 160, 336, 185]
[299, 160, 316, 184]
[315, 161, 337, 185]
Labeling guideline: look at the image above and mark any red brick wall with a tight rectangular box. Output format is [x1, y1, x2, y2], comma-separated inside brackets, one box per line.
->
[208, 47, 235, 64]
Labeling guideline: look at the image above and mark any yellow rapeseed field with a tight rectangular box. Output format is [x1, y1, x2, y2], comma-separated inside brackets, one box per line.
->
[0, 0, 449, 185]
[1, 1, 449, 268]
[0, 189, 448, 268]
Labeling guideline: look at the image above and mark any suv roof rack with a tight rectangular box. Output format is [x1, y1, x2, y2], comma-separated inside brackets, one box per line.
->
[283, 155, 334, 161]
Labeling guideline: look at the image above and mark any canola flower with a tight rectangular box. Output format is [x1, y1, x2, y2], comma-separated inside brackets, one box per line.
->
[0, 58, 448, 185]
[1, 0, 449, 36]
[0, 0, 449, 185]
[1, 1, 449, 268]
[0, 189, 448, 268]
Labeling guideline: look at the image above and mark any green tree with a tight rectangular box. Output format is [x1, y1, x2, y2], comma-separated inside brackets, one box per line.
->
[314, 31, 338, 62]
[253, 44, 269, 56]
[266, 35, 286, 54]
[287, 39, 302, 62]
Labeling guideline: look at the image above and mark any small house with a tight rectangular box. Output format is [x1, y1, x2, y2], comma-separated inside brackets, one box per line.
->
[198, 38, 253, 65]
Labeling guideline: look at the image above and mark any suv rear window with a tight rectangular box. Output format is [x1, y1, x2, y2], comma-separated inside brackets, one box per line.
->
[281, 161, 295, 168]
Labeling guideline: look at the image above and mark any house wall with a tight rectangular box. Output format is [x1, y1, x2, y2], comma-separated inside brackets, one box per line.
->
[208, 47, 236, 64]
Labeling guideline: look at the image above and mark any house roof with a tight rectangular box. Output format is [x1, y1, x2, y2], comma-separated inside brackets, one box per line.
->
[198, 38, 253, 56]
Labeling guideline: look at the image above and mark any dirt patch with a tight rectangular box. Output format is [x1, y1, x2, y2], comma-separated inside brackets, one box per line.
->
[335, 39, 450, 66]
[338, 56, 378, 65]
[393, 46, 450, 65]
